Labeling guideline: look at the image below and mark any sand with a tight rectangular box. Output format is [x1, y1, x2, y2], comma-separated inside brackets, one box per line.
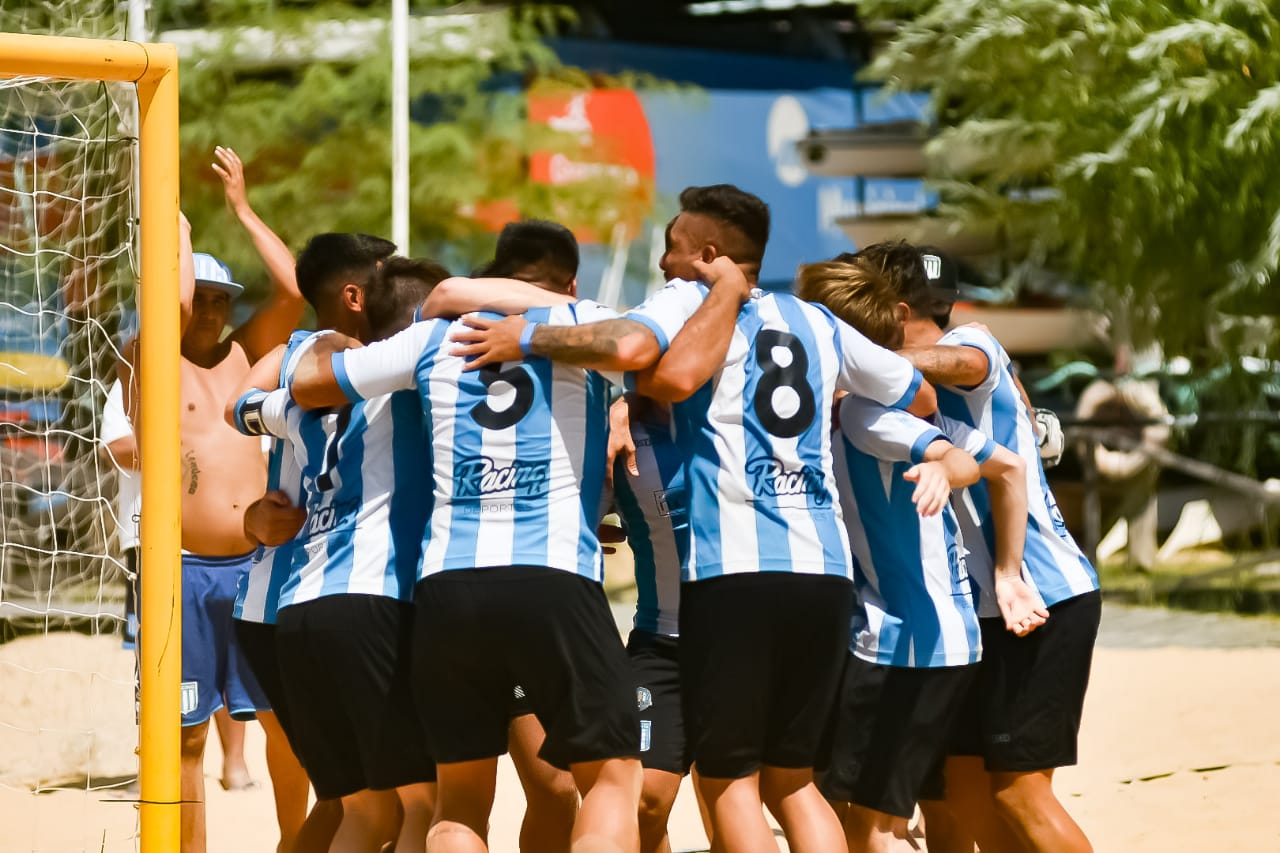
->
[1, 606, 1278, 852]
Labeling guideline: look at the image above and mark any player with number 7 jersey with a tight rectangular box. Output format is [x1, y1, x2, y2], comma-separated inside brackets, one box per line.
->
[286, 298, 645, 852]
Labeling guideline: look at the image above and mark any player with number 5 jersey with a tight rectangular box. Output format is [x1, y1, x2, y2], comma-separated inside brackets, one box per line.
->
[286, 293, 645, 853]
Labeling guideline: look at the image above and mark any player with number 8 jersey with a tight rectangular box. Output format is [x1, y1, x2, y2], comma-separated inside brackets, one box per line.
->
[625, 279, 928, 581]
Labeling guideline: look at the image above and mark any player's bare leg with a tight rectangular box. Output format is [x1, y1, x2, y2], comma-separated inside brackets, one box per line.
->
[569, 757, 643, 853]
[638, 768, 681, 853]
[332, 789, 399, 853]
[917, 801, 975, 853]
[991, 769, 1092, 853]
[293, 798, 343, 853]
[695, 772, 779, 853]
[395, 782, 437, 851]
[691, 769, 714, 847]
[937, 758, 1019, 853]
[759, 766, 846, 853]
[180, 721, 210, 853]
[214, 707, 255, 790]
[841, 803, 914, 853]
[509, 713, 578, 851]
[258, 711, 308, 851]
[428, 758, 498, 853]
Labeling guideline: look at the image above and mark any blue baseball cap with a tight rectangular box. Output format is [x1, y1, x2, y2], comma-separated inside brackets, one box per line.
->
[192, 252, 244, 297]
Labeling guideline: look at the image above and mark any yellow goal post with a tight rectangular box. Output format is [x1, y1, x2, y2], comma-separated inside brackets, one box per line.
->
[0, 32, 182, 852]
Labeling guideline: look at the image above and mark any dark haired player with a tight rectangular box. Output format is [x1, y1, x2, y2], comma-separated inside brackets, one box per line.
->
[451, 184, 936, 853]
[229, 256, 447, 851]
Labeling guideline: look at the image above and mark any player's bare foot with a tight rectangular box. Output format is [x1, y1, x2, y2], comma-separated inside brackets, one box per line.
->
[220, 765, 258, 792]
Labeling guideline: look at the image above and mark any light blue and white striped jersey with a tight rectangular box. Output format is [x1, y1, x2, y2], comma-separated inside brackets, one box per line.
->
[234, 329, 310, 625]
[833, 398, 988, 667]
[934, 326, 1099, 614]
[626, 279, 924, 581]
[613, 403, 688, 638]
[332, 301, 618, 581]
[260, 332, 432, 607]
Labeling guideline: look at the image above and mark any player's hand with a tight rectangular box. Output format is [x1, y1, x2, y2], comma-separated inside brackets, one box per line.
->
[692, 256, 753, 305]
[606, 397, 638, 488]
[243, 491, 306, 547]
[903, 461, 951, 517]
[962, 321, 993, 336]
[179, 210, 191, 233]
[450, 314, 526, 370]
[995, 572, 1050, 637]
[1034, 407, 1065, 468]
[212, 146, 250, 215]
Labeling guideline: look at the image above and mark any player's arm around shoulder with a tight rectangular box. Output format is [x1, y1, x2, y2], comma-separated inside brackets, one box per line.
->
[452, 307, 661, 374]
[287, 331, 364, 410]
[422, 276, 574, 320]
[899, 341, 991, 390]
[223, 342, 288, 431]
[631, 256, 750, 402]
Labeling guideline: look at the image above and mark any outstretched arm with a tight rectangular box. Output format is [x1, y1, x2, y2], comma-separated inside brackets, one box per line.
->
[422, 276, 574, 320]
[215, 146, 305, 362]
[632, 256, 751, 402]
[979, 446, 1048, 636]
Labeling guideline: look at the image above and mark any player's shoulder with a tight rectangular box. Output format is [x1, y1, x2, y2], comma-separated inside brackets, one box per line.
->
[757, 290, 838, 337]
[940, 324, 1003, 355]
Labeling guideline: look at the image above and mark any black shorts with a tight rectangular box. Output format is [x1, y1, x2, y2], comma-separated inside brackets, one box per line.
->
[679, 573, 855, 779]
[413, 566, 639, 770]
[628, 629, 687, 775]
[821, 655, 977, 818]
[275, 595, 435, 799]
[949, 590, 1101, 772]
[233, 619, 297, 744]
[510, 684, 533, 718]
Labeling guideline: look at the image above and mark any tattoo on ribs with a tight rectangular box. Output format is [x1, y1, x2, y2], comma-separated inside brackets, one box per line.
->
[185, 451, 200, 495]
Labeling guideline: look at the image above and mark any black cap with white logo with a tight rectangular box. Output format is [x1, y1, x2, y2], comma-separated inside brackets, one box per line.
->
[918, 245, 960, 304]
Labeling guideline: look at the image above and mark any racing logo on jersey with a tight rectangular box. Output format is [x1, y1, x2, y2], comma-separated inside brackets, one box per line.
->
[636, 687, 653, 711]
[746, 457, 830, 505]
[305, 499, 359, 538]
[453, 456, 550, 500]
[180, 681, 198, 716]
[948, 541, 970, 590]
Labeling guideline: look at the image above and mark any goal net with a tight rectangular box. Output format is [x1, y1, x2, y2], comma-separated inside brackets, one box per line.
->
[0, 9, 143, 851]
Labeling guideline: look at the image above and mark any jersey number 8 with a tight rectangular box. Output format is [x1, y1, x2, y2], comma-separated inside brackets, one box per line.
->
[753, 330, 816, 439]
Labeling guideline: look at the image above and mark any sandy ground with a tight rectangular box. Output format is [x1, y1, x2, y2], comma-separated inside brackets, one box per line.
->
[1, 605, 1279, 852]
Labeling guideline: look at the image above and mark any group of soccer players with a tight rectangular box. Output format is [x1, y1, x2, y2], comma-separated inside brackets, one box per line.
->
[207, 181, 1099, 853]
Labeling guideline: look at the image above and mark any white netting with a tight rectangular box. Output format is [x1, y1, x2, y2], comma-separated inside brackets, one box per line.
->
[0, 61, 142, 852]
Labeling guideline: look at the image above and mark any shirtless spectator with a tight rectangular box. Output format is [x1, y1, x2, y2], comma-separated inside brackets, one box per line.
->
[123, 147, 307, 853]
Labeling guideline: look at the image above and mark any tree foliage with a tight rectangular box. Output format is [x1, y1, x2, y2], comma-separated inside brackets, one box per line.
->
[861, 0, 1280, 361]
[172, 1, 649, 294]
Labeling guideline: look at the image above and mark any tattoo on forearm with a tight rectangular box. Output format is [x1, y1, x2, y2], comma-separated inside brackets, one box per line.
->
[533, 319, 640, 365]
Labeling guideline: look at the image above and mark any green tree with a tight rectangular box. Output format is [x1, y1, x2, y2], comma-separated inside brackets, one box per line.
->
[861, 0, 1279, 361]
[168, 1, 651, 293]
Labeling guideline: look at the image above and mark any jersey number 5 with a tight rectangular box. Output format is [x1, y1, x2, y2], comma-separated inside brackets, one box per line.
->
[753, 330, 816, 439]
[471, 364, 536, 430]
